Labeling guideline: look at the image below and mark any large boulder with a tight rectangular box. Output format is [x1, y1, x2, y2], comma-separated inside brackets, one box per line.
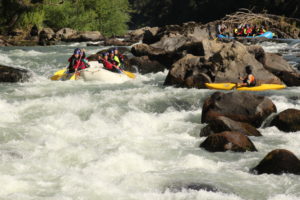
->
[63, 31, 103, 42]
[131, 43, 182, 68]
[163, 40, 283, 88]
[103, 38, 133, 46]
[164, 54, 212, 88]
[200, 131, 257, 152]
[251, 149, 300, 175]
[211, 41, 282, 84]
[200, 116, 262, 137]
[142, 27, 160, 44]
[127, 56, 166, 74]
[79, 31, 103, 41]
[270, 109, 300, 132]
[55, 28, 77, 41]
[144, 22, 210, 46]
[0, 65, 30, 82]
[201, 92, 277, 128]
[263, 53, 300, 86]
[39, 28, 55, 45]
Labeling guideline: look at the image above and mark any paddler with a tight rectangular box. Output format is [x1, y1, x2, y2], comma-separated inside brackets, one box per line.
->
[67, 48, 89, 74]
[101, 52, 121, 73]
[239, 65, 256, 87]
[113, 47, 125, 67]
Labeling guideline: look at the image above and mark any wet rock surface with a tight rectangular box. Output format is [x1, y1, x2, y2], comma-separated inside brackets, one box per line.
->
[200, 116, 262, 137]
[200, 131, 257, 152]
[0, 65, 30, 82]
[251, 149, 300, 175]
[201, 91, 276, 128]
[270, 109, 300, 132]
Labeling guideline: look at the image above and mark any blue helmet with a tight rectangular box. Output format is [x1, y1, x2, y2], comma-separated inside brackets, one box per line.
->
[109, 49, 114, 54]
[74, 48, 81, 55]
[102, 52, 109, 57]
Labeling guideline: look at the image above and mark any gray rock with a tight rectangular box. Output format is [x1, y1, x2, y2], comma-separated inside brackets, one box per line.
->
[201, 91, 277, 128]
[0, 65, 30, 82]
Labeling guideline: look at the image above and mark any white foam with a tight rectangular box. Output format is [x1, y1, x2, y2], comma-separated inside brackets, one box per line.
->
[0, 44, 300, 200]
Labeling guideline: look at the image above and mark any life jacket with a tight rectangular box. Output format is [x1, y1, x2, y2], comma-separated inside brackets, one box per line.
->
[68, 56, 87, 72]
[247, 74, 256, 86]
[238, 29, 243, 36]
[246, 27, 253, 35]
[113, 55, 121, 67]
[259, 28, 266, 35]
[234, 28, 238, 35]
[102, 59, 114, 70]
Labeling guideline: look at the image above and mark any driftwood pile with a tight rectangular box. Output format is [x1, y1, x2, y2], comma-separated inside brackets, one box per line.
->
[218, 9, 300, 38]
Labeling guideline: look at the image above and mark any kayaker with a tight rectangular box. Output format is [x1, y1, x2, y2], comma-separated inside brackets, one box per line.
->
[101, 52, 121, 73]
[239, 65, 256, 87]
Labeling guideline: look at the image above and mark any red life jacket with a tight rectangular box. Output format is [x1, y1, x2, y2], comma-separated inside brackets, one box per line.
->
[68, 56, 87, 71]
[102, 59, 114, 70]
[246, 28, 253, 34]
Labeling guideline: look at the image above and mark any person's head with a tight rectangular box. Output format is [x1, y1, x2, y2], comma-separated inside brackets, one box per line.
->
[245, 65, 252, 74]
[113, 47, 118, 55]
[74, 48, 81, 58]
[102, 52, 109, 59]
[109, 49, 114, 56]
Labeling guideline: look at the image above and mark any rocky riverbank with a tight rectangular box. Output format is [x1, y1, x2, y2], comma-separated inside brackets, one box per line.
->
[121, 21, 300, 88]
[199, 91, 300, 175]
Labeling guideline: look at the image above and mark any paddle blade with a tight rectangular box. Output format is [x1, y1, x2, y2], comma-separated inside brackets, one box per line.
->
[54, 69, 67, 76]
[69, 72, 80, 80]
[51, 75, 62, 80]
[50, 68, 67, 81]
[123, 70, 136, 79]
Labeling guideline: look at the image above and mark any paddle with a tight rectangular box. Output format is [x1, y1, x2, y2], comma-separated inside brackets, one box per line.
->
[99, 58, 136, 79]
[50, 67, 67, 80]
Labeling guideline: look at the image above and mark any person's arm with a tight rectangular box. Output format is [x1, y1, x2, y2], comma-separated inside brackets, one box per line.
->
[82, 58, 90, 67]
[103, 60, 113, 70]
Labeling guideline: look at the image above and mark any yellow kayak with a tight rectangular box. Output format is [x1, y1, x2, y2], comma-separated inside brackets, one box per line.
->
[205, 83, 286, 91]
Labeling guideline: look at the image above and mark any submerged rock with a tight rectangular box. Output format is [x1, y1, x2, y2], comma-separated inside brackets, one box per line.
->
[270, 109, 300, 132]
[200, 131, 257, 152]
[0, 65, 30, 82]
[251, 149, 300, 175]
[167, 182, 219, 193]
[201, 91, 276, 128]
[200, 116, 262, 137]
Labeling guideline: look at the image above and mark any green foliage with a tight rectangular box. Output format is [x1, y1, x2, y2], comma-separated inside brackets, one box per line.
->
[16, 9, 45, 30]
[0, 0, 131, 36]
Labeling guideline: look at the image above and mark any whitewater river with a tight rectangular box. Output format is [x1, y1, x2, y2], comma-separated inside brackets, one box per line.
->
[0, 40, 300, 200]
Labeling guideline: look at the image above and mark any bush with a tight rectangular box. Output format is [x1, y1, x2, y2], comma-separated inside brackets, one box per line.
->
[16, 9, 45, 30]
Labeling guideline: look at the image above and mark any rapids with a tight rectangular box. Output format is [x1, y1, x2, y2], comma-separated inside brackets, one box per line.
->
[0, 40, 299, 200]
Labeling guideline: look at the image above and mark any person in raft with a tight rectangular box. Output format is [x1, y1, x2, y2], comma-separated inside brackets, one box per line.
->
[112, 47, 125, 67]
[101, 52, 121, 73]
[68, 48, 89, 73]
[239, 65, 256, 87]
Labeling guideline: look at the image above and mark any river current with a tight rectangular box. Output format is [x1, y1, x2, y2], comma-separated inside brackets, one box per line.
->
[0, 40, 300, 200]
